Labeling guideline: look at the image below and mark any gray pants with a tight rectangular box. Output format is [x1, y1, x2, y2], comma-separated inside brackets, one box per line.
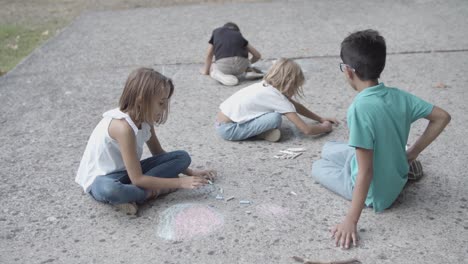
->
[210, 57, 263, 86]
[311, 141, 355, 200]
[214, 56, 250, 76]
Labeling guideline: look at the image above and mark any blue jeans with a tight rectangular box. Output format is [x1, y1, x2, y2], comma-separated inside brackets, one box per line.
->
[89, 150, 191, 204]
[216, 112, 282, 141]
[311, 141, 355, 200]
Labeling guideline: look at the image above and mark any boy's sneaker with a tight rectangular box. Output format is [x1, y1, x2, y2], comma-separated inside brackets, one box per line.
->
[408, 160, 424, 181]
[257, 129, 281, 142]
[210, 68, 239, 86]
[114, 202, 138, 215]
[245, 71, 264, 80]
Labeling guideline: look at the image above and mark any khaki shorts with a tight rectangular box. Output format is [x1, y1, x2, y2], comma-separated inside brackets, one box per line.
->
[213, 56, 250, 76]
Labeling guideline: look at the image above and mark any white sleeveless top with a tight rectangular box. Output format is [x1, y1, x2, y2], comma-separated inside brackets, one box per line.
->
[75, 109, 152, 193]
[219, 81, 296, 124]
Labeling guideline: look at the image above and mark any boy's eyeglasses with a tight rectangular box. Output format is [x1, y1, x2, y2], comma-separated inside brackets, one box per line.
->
[339, 63, 356, 73]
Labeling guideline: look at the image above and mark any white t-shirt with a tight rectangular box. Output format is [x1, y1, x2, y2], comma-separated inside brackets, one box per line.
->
[219, 81, 296, 123]
[75, 109, 152, 193]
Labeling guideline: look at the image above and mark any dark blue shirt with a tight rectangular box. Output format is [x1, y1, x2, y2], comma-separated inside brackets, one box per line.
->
[209, 26, 249, 60]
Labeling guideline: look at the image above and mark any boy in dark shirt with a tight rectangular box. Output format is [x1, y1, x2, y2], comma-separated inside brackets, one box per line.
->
[201, 22, 263, 86]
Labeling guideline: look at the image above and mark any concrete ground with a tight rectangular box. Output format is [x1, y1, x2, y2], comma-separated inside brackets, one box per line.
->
[1, 0, 467, 263]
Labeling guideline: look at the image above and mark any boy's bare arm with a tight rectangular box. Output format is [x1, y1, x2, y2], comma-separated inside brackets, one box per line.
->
[247, 44, 261, 64]
[332, 147, 373, 249]
[201, 44, 214, 75]
[289, 98, 339, 124]
[407, 106, 451, 162]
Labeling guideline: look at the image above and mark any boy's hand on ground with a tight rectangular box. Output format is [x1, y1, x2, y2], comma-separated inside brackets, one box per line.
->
[321, 117, 340, 125]
[331, 218, 358, 249]
[200, 68, 209, 75]
[179, 176, 207, 189]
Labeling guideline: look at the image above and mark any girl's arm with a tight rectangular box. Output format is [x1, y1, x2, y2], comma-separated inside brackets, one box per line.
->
[109, 119, 207, 190]
[247, 44, 261, 64]
[332, 147, 373, 249]
[146, 126, 165, 156]
[289, 98, 339, 124]
[284, 112, 332, 135]
[201, 44, 214, 75]
[146, 124, 217, 181]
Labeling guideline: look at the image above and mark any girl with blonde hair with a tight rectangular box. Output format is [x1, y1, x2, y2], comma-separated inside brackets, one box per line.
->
[215, 58, 338, 142]
[76, 68, 215, 215]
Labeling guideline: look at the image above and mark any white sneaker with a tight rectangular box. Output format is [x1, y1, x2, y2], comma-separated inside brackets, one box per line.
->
[257, 129, 281, 142]
[210, 68, 239, 86]
[245, 71, 264, 80]
[114, 202, 138, 215]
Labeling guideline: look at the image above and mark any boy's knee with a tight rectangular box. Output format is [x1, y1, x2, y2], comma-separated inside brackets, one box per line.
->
[311, 160, 325, 182]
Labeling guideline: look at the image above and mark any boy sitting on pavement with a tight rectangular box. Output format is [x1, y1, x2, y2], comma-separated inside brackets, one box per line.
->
[201, 22, 263, 86]
[311, 29, 451, 249]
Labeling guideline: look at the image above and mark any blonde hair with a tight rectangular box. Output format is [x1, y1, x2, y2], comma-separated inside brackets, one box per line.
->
[263, 58, 305, 97]
[119, 68, 174, 125]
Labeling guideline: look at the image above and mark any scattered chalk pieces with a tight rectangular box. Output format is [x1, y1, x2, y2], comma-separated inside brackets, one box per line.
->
[274, 147, 306, 159]
[239, 200, 251, 204]
[226, 196, 235, 201]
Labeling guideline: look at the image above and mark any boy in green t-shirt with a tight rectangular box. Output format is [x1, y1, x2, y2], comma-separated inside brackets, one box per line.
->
[311, 29, 451, 249]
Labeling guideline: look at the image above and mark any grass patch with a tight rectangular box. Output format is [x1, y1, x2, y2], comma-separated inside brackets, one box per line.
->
[0, 24, 53, 75]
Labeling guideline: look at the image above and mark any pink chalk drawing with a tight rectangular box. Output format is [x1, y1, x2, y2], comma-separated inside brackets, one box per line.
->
[157, 203, 224, 240]
[256, 204, 289, 218]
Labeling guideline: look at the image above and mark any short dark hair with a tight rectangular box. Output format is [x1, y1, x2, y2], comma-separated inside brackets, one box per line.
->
[340, 29, 386, 81]
[223, 22, 240, 32]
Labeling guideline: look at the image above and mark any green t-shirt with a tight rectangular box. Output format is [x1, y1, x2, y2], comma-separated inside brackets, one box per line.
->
[347, 83, 433, 212]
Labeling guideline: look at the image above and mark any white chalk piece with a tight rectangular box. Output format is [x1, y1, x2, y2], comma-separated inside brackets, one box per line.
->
[279, 150, 295, 155]
[219, 188, 224, 194]
[287, 147, 306, 152]
[207, 180, 213, 185]
[239, 200, 251, 204]
[291, 153, 302, 159]
[290, 191, 298, 196]
[245, 211, 252, 214]
[226, 196, 235, 201]
[215, 194, 224, 200]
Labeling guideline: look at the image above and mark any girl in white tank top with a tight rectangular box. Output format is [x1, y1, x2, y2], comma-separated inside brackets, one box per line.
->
[75, 68, 216, 215]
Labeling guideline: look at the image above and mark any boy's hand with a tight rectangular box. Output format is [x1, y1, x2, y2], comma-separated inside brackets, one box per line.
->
[331, 218, 358, 249]
[190, 169, 217, 181]
[406, 147, 419, 163]
[320, 117, 340, 125]
[179, 176, 207, 189]
[200, 68, 209, 75]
